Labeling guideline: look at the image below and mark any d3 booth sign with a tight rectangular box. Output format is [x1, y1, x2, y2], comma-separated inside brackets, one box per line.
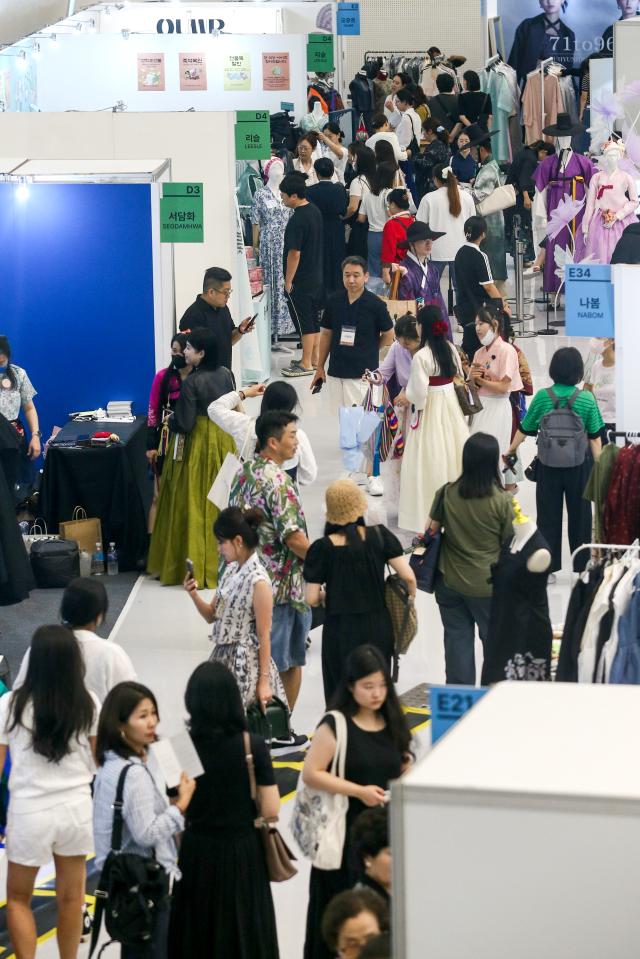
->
[160, 183, 204, 243]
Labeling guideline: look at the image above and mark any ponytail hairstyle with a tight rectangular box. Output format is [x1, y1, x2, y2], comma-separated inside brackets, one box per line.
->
[213, 506, 265, 549]
[417, 306, 456, 376]
[422, 117, 449, 146]
[433, 162, 461, 218]
[372, 161, 398, 195]
[464, 214, 487, 243]
[394, 314, 419, 343]
[159, 332, 188, 409]
[476, 302, 502, 336]
[0, 335, 18, 390]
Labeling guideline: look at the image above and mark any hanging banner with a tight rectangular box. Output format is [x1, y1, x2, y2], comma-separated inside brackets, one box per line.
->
[179, 53, 207, 91]
[160, 183, 204, 243]
[337, 2, 360, 36]
[262, 52, 290, 91]
[234, 110, 271, 159]
[497, 0, 622, 89]
[430, 685, 488, 745]
[137, 53, 166, 91]
[306, 33, 334, 72]
[565, 263, 614, 337]
[224, 53, 251, 91]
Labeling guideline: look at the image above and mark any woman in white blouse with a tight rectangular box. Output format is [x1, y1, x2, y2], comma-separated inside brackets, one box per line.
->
[416, 162, 476, 294]
[357, 161, 398, 279]
[208, 380, 317, 485]
[294, 133, 338, 187]
[317, 122, 348, 184]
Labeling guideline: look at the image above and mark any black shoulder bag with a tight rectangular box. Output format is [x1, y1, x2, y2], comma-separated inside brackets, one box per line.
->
[90, 764, 170, 957]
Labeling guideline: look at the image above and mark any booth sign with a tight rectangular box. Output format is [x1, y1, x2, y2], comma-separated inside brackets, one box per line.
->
[565, 263, 614, 337]
[235, 110, 271, 159]
[337, 3, 360, 35]
[429, 685, 488, 744]
[307, 33, 334, 72]
[160, 183, 204, 243]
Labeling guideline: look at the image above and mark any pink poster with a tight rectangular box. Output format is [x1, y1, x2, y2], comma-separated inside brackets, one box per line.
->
[137, 53, 165, 92]
[262, 52, 290, 91]
[179, 53, 207, 92]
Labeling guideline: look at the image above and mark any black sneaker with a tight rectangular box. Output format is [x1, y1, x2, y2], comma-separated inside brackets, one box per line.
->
[81, 904, 93, 943]
[270, 730, 309, 755]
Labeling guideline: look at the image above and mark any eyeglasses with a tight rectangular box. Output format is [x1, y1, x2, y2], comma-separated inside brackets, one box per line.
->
[213, 287, 233, 298]
[338, 935, 378, 958]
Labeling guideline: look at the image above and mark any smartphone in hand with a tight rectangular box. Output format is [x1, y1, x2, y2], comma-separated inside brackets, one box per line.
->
[311, 380, 323, 394]
[185, 558, 194, 578]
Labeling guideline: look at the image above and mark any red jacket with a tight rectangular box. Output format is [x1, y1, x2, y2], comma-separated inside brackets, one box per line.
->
[381, 213, 415, 266]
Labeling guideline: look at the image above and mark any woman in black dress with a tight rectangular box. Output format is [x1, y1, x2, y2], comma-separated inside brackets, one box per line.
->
[168, 661, 280, 959]
[304, 479, 416, 704]
[301, 645, 413, 959]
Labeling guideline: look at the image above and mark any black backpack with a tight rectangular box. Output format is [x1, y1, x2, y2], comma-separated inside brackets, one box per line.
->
[537, 387, 588, 469]
[90, 764, 170, 957]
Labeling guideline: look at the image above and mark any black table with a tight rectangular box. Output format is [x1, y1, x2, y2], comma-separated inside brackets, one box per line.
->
[40, 416, 151, 572]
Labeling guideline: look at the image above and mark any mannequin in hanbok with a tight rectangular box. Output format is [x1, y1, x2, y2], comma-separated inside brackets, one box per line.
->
[582, 140, 639, 265]
[532, 113, 596, 293]
[250, 158, 292, 336]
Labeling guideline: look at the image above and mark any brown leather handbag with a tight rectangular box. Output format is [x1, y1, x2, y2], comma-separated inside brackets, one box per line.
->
[243, 732, 298, 882]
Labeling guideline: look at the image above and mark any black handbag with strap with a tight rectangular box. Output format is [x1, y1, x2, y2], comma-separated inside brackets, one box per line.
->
[90, 764, 170, 958]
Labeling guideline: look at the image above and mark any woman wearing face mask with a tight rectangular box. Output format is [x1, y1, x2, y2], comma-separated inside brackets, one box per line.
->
[0, 335, 42, 504]
[147, 328, 236, 587]
[183, 506, 286, 710]
[396, 222, 451, 336]
[15, 577, 136, 704]
[146, 335, 189, 532]
[468, 306, 523, 488]
[450, 131, 477, 184]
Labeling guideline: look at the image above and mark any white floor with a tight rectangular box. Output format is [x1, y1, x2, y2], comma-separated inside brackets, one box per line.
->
[31, 273, 589, 958]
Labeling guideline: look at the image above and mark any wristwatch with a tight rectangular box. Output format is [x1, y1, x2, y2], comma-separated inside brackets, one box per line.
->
[238, 390, 246, 402]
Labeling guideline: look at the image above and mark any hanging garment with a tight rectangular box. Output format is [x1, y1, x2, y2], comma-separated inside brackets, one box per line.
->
[521, 72, 564, 145]
[557, 565, 605, 682]
[473, 157, 508, 281]
[583, 443, 620, 543]
[480, 69, 515, 163]
[597, 560, 640, 682]
[582, 169, 639, 265]
[532, 151, 596, 294]
[482, 530, 553, 683]
[609, 572, 640, 685]
[577, 563, 627, 683]
[602, 444, 640, 545]
[250, 187, 293, 336]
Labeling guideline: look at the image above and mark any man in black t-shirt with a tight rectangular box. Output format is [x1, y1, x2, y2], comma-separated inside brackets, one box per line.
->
[311, 255, 394, 495]
[280, 173, 324, 378]
[178, 267, 254, 372]
[427, 73, 460, 135]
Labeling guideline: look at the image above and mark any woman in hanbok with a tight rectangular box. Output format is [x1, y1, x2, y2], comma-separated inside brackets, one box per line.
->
[397, 221, 451, 336]
[398, 306, 468, 532]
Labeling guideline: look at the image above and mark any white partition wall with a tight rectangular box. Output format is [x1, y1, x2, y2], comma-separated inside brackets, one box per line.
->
[615, 17, 640, 89]
[613, 264, 640, 434]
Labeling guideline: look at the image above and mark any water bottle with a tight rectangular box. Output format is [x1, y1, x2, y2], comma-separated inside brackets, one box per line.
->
[91, 541, 105, 576]
[107, 542, 119, 576]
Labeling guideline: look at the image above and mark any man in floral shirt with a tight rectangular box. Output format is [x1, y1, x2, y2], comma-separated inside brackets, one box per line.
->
[230, 410, 311, 749]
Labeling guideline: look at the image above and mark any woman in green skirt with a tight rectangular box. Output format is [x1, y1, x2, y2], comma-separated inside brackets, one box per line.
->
[147, 328, 236, 586]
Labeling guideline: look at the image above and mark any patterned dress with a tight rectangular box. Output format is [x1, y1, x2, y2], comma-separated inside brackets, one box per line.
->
[210, 553, 287, 709]
[250, 186, 292, 337]
[473, 157, 507, 281]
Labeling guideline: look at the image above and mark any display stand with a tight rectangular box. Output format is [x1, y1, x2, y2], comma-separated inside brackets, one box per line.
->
[393, 681, 640, 959]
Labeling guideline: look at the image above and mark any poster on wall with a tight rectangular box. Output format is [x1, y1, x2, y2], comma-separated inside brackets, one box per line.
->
[179, 53, 207, 91]
[262, 53, 290, 91]
[498, 0, 637, 87]
[224, 53, 251, 91]
[137, 53, 166, 91]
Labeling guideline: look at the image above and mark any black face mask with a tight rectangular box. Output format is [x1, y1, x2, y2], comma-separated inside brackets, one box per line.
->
[172, 354, 187, 370]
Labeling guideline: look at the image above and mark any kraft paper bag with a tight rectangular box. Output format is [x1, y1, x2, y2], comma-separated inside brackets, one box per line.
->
[59, 507, 103, 555]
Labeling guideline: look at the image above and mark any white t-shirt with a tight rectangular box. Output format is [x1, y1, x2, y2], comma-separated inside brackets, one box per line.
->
[293, 157, 338, 186]
[360, 188, 391, 233]
[396, 109, 422, 149]
[417, 186, 476, 261]
[365, 131, 408, 163]
[15, 629, 137, 705]
[349, 175, 372, 201]
[0, 691, 99, 812]
[321, 143, 348, 183]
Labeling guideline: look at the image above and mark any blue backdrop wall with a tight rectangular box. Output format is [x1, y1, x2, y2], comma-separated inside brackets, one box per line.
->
[0, 182, 156, 444]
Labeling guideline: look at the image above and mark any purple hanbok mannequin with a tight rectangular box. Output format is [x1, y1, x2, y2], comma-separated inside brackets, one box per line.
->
[532, 114, 596, 294]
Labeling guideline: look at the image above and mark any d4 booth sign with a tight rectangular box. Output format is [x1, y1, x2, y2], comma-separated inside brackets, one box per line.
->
[160, 183, 204, 243]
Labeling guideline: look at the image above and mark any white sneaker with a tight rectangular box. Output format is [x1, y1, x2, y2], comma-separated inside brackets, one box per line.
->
[367, 475, 384, 497]
[341, 472, 367, 486]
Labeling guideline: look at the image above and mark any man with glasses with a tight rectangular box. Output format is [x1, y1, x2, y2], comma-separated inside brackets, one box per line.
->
[179, 266, 254, 371]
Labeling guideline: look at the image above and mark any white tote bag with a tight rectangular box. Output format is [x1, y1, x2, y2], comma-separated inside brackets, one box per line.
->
[477, 183, 516, 217]
[290, 710, 349, 870]
[207, 424, 253, 510]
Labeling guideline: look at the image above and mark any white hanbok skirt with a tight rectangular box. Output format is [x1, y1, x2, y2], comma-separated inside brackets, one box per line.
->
[469, 393, 522, 484]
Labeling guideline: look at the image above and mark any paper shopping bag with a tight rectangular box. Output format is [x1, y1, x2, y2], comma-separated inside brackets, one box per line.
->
[59, 507, 103, 555]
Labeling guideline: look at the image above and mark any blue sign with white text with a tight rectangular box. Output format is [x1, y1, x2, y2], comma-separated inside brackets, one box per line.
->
[430, 685, 488, 744]
[565, 263, 614, 337]
[337, 2, 360, 35]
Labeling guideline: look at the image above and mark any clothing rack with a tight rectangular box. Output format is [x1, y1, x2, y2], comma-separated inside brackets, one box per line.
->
[607, 430, 640, 444]
[570, 541, 640, 566]
[485, 54, 501, 69]
[365, 51, 427, 59]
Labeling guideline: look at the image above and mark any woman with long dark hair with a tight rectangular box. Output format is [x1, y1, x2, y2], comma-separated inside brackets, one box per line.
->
[427, 433, 514, 684]
[208, 378, 317, 485]
[93, 681, 195, 959]
[168, 661, 280, 958]
[416, 162, 475, 292]
[345, 146, 377, 258]
[0, 626, 98, 959]
[398, 306, 468, 532]
[146, 332, 189, 472]
[301, 644, 413, 959]
[147, 327, 236, 586]
[413, 117, 451, 197]
[304, 480, 416, 704]
[357, 161, 398, 279]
